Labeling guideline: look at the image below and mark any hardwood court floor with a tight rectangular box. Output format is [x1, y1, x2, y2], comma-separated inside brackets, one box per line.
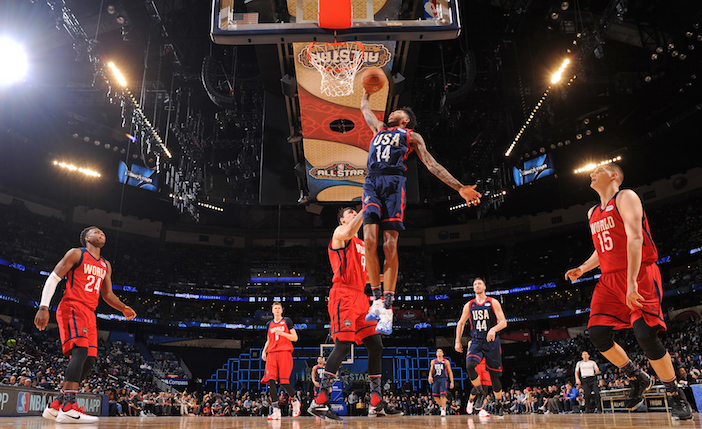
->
[2, 414, 697, 429]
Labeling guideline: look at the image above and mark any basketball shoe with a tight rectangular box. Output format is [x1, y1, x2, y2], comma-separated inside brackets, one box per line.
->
[493, 403, 505, 418]
[308, 401, 342, 422]
[56, 402, 99, 424]
[366, 299, 384, 322]
[466, 400, 474, 415]
[478, 409, 491, 417]
[624, 371, 652, 410]
[668, 388, 693, 420]
[267, 407, 281, 420]
[292, 399, 301, 417]
[375, 308, 393, 335]
[369, 399, 403, 417]
[440, 407, 446, 417]
[42, 398, 61, 420]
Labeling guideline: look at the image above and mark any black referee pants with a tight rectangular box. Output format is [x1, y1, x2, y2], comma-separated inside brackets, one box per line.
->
[581, 377, 600, 412]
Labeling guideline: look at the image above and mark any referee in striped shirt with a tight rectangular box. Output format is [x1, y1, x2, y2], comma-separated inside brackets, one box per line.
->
[575, 351, 601, 413]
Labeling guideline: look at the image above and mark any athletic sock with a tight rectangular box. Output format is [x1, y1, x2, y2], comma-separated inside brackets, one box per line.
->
[63, 390, 78, 405]
[661, 377, 678, 393]
[372, 286, 383, 300]
[56, 390, 65, 405]
[618, 360, 640, 377]
[383, 291, 394, 309]
[315, 371, 336, 404]
[370, 375, 382, 406]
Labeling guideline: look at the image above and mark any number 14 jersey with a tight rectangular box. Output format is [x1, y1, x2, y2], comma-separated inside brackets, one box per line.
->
[367, 127, 413, 175]
[588, 192, 658, 274]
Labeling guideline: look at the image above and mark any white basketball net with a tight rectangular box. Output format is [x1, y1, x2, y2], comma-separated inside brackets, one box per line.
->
[307, 42, 365, 97]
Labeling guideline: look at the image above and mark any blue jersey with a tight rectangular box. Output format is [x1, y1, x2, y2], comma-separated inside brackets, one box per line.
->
[431, 358, 449, 380]
[367, 127, 413, 175]
[467, 297, 499, 340]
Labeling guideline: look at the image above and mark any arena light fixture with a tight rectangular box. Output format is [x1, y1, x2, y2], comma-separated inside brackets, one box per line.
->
[198, 202, 224, 212]
[53, 160, 101, 178]
[573, 156, 622, 174]
[0, 38, 28, 85]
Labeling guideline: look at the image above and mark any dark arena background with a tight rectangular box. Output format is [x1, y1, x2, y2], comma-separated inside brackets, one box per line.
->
[0, 0, 701, 427]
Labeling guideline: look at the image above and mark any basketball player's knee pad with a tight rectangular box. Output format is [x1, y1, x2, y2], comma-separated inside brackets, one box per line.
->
[363, 335, 383, 374]
[633, 319, 666, 360]
[363, 213, 380, 226]
[465, 359, 479, 380]
[588, 326, 615, 352]
[326, 341, 353, 372]
[488, 371, 502, 393]
[65, 347, 89, 382]
[80, 356, 96, 381]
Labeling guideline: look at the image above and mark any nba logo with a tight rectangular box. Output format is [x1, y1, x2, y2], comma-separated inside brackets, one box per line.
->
[16, 392, 29, 413]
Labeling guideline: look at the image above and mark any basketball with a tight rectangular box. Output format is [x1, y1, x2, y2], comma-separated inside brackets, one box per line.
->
[362, 68, 386, 94]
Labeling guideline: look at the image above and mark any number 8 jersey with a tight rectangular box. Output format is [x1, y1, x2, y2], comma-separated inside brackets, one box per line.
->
[367, 127, 413, 175]
[588, 191, 658, 274]
[63, 247, 108, 310]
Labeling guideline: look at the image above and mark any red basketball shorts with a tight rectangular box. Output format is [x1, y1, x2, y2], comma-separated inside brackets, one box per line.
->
[477, 359, 492, 386]
[56, 300, 98, 357]
[261, 351, 293, 384]
[588, 263, 666, 331]
[329, 286, 378, 344]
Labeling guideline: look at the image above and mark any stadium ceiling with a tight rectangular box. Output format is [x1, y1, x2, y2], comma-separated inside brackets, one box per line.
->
[0, 0, 700, 228]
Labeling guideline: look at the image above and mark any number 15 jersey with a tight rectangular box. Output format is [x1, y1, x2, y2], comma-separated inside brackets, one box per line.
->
[589, 191, 658, 274]
[63, 247, 108, 311]
[367, 127, 413, 175]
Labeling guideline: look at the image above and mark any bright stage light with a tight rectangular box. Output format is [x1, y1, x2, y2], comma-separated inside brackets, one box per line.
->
[107, 61, 127, 87]
[53, 161, 102, 178]
[0, 38, 28, 85]
[573, 156, 622, 174]
[551, 58, 571, 84]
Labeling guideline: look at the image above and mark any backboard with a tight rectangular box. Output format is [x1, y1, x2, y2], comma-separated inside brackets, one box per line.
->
[211, 0, 460, 45]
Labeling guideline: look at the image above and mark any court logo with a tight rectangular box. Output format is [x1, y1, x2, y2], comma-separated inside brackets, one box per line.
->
[16, 392, 30, 413]
[309, 163, 367, 180]
[299, 44, 391, 69]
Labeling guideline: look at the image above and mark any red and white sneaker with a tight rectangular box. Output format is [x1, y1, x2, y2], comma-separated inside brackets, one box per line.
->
[478, 409, 491, 417]
[42, 398, 61, 420]
[292, 399, 301, 417]
[56, 402, 99, 424]
[267, 407, 282, 420]
[466, 400, 474, 415]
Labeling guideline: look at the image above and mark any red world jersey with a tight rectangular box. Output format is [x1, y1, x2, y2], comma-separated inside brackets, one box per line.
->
[266, 317, 294, 353]
[328, 236, 366, 292]
[63, 248, 108, 311]
[589, 191, 658, 274]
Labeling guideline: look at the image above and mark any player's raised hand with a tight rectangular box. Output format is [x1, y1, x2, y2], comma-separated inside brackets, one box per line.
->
[565, 267, 583, 282]
[34, 309, 49, 331]
[626, 280, 644, 310]
[122, 306, 137, 320]
[459, 185, 481, 205]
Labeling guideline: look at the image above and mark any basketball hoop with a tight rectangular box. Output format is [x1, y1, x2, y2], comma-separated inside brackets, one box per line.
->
[307, 41, 365, 97]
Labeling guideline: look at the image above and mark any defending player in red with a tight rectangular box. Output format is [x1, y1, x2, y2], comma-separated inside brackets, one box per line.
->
[308, 206, 402, 421]
[35, 226, 136, 423]
[361, 89, 482, 335]
[565, 164, 692, 420]
[428, 348, 454, 416]
[261, 302, 301, 420]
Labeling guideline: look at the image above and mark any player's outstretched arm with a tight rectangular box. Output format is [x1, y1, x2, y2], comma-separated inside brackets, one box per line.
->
[332, 206, 365, 245]
[454, 303, 471, 353]
[34, 248, 82, 330]
[617, 190, 646, 309]
[409, 131, 481, 205]
[361, 89, 383, 133]
[565, 251, 600, 282]
[100, 261, 136, 319]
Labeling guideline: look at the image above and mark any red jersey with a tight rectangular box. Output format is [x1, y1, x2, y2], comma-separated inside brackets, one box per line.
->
[328, 236, 366, 292]
[589, 191, 658, 274]
[266, 317, 294, 353]
[63, 248, 108, 311]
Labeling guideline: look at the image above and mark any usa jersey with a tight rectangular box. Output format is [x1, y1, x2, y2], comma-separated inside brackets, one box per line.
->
[367, 127, 413, 175]
[589, 191, 658, 273]
[63, 248, 107, 311]
[313, 364, 325, 383]
[329, 236, 366, 292]
[266, 317, 294, 353]
[467, 298, 498, 340]
[431, 358, 449, 380]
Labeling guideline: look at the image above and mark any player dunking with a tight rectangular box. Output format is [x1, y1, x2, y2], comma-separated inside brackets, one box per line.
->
[565, 164, 692, 420]
[311, 356, 325, 396]
[308, 207, 402, 421]
[455, 277, 507, 418]
[36, 226, 136, 423]
[428, 348, 454, 416]
[361, 90, 482, 335]
[261, 302, 301, 420]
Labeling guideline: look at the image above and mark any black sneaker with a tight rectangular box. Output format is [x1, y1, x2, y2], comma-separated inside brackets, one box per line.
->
[668, 389, 693, 421]
[369, 400, 404, 417]
[624, 371, 652, 410]
[307, 402, 342, 422]
[493, 403, 505, 418]
[473, 393, 485, 411]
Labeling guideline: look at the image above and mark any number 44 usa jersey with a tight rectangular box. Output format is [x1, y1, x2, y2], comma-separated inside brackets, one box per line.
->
[63, 248, 108, 311]
[367, 127, 413, 175]
[468, 297, 498, 340]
